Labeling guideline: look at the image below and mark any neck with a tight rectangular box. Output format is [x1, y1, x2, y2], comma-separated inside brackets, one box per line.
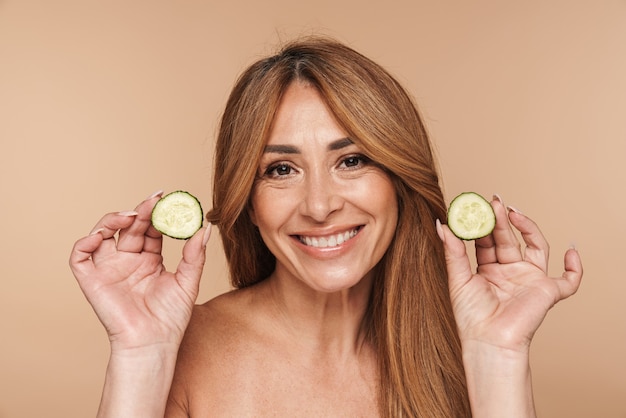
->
[261, 266, 374, 358]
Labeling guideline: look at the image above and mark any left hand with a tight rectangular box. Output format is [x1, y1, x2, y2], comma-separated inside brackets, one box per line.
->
[438, 195, 583, 354]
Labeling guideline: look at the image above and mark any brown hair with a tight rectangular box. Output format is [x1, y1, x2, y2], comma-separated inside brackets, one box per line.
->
[206, 37, 471, 417]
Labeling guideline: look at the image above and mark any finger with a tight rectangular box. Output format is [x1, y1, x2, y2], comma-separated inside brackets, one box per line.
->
[507, 208, 550, 272]
[491, 196, 523, 264]
[88, 211, 140, 262]
[556, 247, 583, 300]
[436, 219, 473, 292]
[117, 193, 163, 253]
[89, 211, 138, 237]
[69, 231, 105, 279]
[475, 233, 496, 265]
[175, 226, 212, 297]
[140, 190, 164, 254]
[142, 223, 164, 254]
[474, 195, 505, 266]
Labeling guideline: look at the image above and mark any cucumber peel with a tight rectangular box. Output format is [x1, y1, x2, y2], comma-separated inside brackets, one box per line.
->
[151, 191, 203, 240]
[447, 192, 495, 240]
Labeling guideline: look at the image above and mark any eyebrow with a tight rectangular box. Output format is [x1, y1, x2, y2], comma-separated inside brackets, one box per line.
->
[263, 137, 354, 154]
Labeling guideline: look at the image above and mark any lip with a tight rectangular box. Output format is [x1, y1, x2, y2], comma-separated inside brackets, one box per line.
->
[290, 225, 363, 256]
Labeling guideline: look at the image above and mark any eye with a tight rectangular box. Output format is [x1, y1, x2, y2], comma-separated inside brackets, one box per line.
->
[339, 154, 370, 169]
[265, 163, 294, 177]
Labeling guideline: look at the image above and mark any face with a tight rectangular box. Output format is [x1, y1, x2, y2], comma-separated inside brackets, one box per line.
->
[249, 82, 398, 293]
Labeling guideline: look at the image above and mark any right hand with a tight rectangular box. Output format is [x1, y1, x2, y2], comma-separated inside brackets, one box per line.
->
[69, 192, 210, 352]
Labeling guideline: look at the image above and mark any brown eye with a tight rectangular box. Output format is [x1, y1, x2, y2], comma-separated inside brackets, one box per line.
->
[275, 164, 291, 175]
[265, 163, 293, 177]
[344, 157, 360, 167]
[340, 154, 370, 169]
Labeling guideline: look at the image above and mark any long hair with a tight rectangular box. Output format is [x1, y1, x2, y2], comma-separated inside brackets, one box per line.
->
[206, 37, 471, 417]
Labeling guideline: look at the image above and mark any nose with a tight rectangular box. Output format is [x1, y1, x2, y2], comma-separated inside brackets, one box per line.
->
[299, 170, 344, 222]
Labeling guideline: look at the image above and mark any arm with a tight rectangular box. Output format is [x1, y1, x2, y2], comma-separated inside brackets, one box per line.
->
[98, 345, 180, 417]
[69, 192, 211, 417]
[461, 340, 536, 417]
[437, 196, 583, 417]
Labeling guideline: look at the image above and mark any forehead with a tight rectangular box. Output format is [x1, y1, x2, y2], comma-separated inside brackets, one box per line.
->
[267, 82, 348, 146]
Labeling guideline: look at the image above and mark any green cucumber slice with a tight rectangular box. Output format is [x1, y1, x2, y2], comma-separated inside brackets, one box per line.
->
[447, 192, 495, 240]
[151, 191, 203, 239]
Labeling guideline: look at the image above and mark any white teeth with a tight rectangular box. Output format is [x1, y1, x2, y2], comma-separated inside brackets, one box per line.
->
[299, 229, 358, 248]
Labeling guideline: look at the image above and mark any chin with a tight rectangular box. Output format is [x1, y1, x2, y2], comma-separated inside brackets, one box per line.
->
[302, 268, 373, 294]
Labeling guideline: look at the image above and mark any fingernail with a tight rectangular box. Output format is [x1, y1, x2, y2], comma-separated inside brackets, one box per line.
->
[569, 241, 577, 250]
[117, 210, 139, 216]
[507, 206, 523, 215]
[90, 228, 104, 236]
[146, 190, 164, 200]
[202, 224, 212, 246]
[435, 219, 445, 242]
[493, 194, 504, 206]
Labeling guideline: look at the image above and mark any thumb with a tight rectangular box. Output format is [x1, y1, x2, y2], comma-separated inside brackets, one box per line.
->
[558, 247, 583, 299]
[436, 219, 473, 291]
[175, 225, 211, 292]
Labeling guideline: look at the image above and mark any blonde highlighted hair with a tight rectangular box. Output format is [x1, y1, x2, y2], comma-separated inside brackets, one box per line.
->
[206, 37, 471, 417]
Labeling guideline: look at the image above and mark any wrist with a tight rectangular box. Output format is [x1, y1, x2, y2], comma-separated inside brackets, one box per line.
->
[462, 339, 530, 366]
[109, 340, 181, 359]
[462, 341, 536, 418]
[98, 344, 180, 418]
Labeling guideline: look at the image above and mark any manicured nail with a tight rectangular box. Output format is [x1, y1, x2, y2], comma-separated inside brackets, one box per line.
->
[146, 190, 164, 200]
[507, 206, 523, 215]
[493, 194, 504, 206]
[202, 224, 212, 246]
[90, 228, 104, 236]
[435, 219, 445, 242]
[117, 210, 139, 216]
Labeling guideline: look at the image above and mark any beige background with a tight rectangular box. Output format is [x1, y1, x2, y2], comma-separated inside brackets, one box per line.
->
[1, 0, 624, 416]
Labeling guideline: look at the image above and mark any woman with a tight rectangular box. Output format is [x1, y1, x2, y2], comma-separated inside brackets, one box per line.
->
[70, 37, 583, 417]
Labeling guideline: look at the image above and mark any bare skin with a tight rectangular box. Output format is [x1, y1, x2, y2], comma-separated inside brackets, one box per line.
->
[69, 83, 582, 417]
[167, 281, 379, 417]
[168, 83, 387, 416]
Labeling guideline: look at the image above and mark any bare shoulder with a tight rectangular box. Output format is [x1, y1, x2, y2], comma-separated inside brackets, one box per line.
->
[180, 287, 262, 364]
[167, 286, 272, 415]
[167, 284, 380, 417]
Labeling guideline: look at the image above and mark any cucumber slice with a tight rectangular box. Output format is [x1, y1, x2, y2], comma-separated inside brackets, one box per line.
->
[447, 192, 495, 240]
[151, 191, 203, 240]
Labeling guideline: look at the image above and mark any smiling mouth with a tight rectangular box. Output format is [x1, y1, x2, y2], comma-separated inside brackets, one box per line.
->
[297, 227, 362, 248]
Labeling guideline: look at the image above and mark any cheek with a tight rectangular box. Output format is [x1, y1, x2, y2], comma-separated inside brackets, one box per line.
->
[378, 183, 399, 230]
[352, 174, 398, 221]
[250, 187, 294, 230]
[371, 177, 399, 252]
